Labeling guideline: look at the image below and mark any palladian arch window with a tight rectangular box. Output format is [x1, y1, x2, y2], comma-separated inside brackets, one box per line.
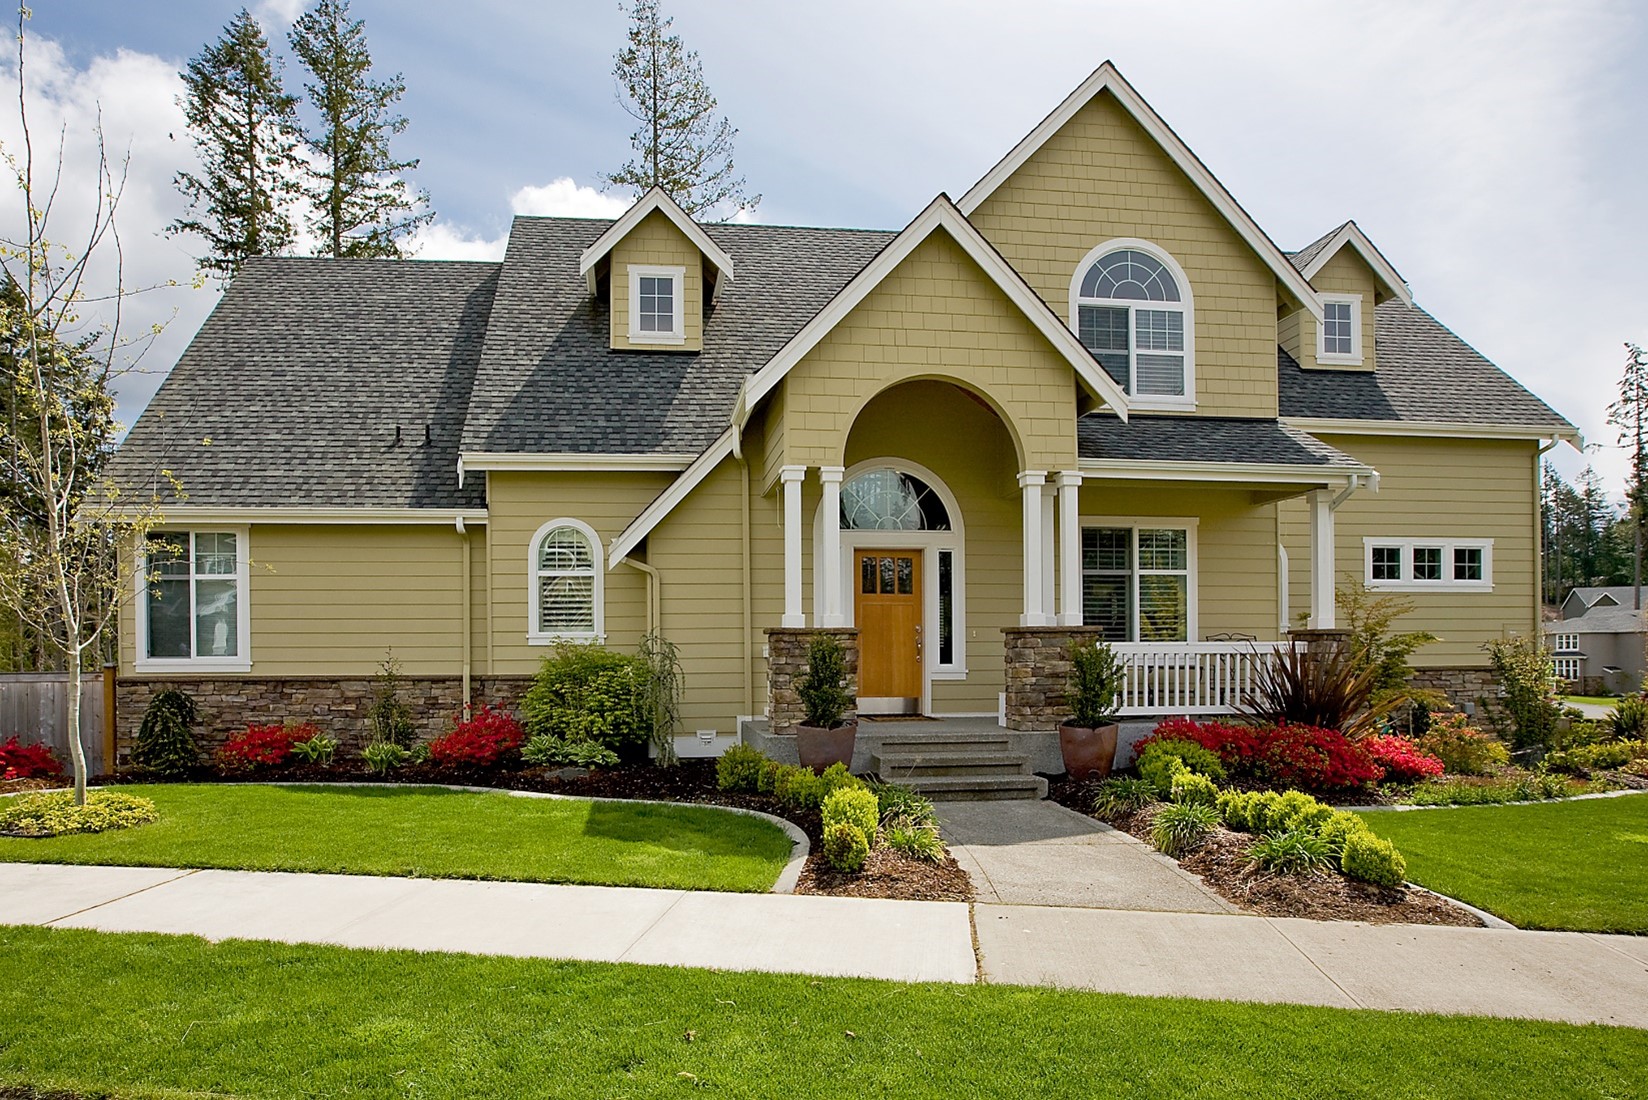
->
[1073, 245, 1192, 405]
[530, 521, 601, 641]
[840, 468, 951, 531]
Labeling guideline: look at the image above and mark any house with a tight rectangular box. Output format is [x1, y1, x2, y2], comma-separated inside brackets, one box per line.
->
[108, 62, 1578, 773]
[1545, 587, 1647, 694]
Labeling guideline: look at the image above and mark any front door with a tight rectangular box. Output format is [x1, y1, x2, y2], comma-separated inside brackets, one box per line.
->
[854, 549, 922, 714]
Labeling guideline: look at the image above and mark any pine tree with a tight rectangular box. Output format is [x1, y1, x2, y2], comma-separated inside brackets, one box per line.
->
[289, 0, 433, 258]
[603, 0, 759, 220]
[1608, 342, 1648, 609]
[169, 8, 304, 281]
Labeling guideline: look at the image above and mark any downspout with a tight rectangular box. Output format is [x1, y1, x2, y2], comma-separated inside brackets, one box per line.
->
[732, 429, 753, 719]
[625, 557, 661, 637]
[457, 516, 472, 716]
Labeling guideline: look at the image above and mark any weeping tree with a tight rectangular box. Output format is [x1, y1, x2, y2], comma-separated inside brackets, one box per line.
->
[0, 12, 171, 802]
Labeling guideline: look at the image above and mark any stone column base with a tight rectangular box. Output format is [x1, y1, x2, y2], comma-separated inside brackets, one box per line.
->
[1002, 626, 1110, 731]
[764, 627, 859, 734]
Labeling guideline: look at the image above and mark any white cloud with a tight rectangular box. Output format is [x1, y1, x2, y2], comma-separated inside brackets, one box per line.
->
[254, 0, 309, 26]
[510, 177, 630, 218]
[407, 220, 506, 261]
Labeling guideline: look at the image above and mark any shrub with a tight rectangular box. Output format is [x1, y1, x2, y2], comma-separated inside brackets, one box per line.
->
[821, 822, 870, 872]
[1248, 828, 1336, 876]
[871, 783, 936, 827]
[1261, 724, 1382, 792]
[1169, 770, 1218, 806]
[716, 744, 767, 791]
[1401, 776, 1583, 807]
[1215, 789, 1264, 831]
[1093, 776, 1159, 818]
[1137, 738, 1226, 794]
[1364, 734, 1444, 785]
[883, 820, 945, 863]
[1241, 640, 1394, 738]
[1481, 635, 1562, 751]
[368, 653, 418, 748]
[756, 758, 783, 795]
[1, 790, 158, 837]
[1318, 810, 1374, 857]
[773, 765, 825, 811]
[637, 631, 684, 765]
[1067, 640, 1124, 728]
[1609, 694, 1648, 740]
[290, 733, 337, 766]
[1415, 712, 1509, 775]
[1145, 717, 1269, 777]
[362, 741, 409, 775]
[215, 723, 307, 772]
[428, 705, 524, 768]
[521, 644, 649, 749]
[1150, 800, 1219, 856]
[132, 688, 199, 775]
[520, 735, 620, 769]
[0, 735, 63, 780]
[797, 634, 852, 729]
[1341, 832, 1407, 888]
[818, 761, 861, 799]
[822, 786, 879, 842]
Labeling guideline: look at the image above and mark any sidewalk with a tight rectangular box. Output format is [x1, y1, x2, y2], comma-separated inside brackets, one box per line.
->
[4, 861, 1646, 1029]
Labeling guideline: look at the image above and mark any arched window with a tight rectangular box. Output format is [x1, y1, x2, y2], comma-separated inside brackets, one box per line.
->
[529, 519, 602, 641]
[840, 468, 951, 531]
[1071, 241, 1193, 406]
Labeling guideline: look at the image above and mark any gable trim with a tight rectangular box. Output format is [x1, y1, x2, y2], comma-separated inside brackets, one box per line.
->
[1295, 220, 1413, 306]
[1079, 457, 1373, 489]
[578, 186, 735, 296]
[459, 452, 697, 476]
[1283, 416, 1582, 446]
[607, 427, 738, 567]
[956, 61, 1324, 322]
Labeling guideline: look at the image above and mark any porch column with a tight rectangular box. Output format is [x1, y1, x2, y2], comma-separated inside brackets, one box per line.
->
[780, 465, 807, 628]
[818, 465, 845, 626]
[1308, 488, 1336, 629]
[1056, 471, 1083, 626]
[1041, 483, 1057, 622]
[1019, 470, 1050, 626]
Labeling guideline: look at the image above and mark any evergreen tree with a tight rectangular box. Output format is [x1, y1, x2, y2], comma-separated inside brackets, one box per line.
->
[1607, 342, 1648, 609]
[169, 8, 305, 281]
[603, 0, 759, 220]
[289, 0, 433, 258]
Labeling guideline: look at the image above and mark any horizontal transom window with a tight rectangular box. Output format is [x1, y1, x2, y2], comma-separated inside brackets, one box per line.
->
[1363, 538, 1493, 591]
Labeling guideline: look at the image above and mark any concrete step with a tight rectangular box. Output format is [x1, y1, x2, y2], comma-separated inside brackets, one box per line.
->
[872, 730, 1014, 753]
[880, 773, 1048, 801]
[871, 750, 1033, 778]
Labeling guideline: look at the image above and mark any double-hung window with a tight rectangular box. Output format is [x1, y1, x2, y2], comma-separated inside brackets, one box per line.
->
[1072, 243, 1193, 408]
[1081, 522, 1195, 642]
[138, 530, 250, 671]
[1318, 294, 1363, 364]
[1363, 538, 1492, 591]
[628, 264, 685, 344]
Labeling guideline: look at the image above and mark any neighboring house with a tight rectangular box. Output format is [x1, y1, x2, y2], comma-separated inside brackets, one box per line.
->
[1545, 587, 1647, 694]
[108, 63, 1578, 760]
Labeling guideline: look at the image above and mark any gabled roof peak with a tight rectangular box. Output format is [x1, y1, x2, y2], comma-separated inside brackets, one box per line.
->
[1290, 219, 1412, 306]
[577, 185, 736, 295]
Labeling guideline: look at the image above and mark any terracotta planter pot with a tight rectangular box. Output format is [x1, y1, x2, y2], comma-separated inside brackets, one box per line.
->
[797, 721, 857, 773]
[1059, 722, 1118, 780]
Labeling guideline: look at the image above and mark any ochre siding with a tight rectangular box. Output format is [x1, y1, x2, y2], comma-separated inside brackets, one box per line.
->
[1279, 435, 1541, 666]
[967, 88, 1282, 419]
[1299, 248, 1378, 371]
[608, 209, 704, 352]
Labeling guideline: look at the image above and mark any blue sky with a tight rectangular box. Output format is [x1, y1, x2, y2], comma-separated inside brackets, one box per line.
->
[13, 0, 1648, 491]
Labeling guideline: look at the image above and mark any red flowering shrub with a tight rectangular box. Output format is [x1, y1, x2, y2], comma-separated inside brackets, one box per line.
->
[428, 704, 523, 768]
[1363, 734, 1444, 785]
[1141, 718, 1270, 776]
[1, 735, 64, 780]
[1261, 724, 1383, 792]
[214, 723, 312, 772]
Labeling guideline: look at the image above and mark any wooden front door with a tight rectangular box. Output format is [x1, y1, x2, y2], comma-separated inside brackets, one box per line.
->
[855, 549, 922, 714]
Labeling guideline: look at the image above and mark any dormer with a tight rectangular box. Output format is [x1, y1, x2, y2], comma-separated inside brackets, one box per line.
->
[1281, 220, 1410, 372]
[578, 187, 734, 353]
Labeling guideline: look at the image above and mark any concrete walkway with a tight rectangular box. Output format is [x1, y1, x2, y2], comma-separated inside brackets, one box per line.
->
[937, 798, 1237, 913]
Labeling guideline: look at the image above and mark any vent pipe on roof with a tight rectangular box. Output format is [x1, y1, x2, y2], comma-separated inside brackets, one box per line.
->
[392, 425, 401, 447]
[424, 423, 433, 447]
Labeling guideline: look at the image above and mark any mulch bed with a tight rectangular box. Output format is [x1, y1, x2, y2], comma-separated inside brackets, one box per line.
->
[0, 777, 70, 794]
[1048, 775, 1482, 927]
[795, 846, 972, 902]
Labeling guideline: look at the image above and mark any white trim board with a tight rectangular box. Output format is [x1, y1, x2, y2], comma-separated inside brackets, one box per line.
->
[608, 428, 739, 567]
[1282, 416, 1583, 447]
[134, 527, 254, 674]
[957, 60, 1324, 322]
[141, 507, 489, 526]
[578, 186, 734, 297]
[1079, 458, 1373, 489]
[1293, 220, 1412, 307]
[460, 452, 696, 475]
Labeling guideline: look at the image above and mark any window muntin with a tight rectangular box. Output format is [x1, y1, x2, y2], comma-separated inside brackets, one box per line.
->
[638, 275, 674, 334]
[1082, 524, 1192, 642]
[531, 521, 601, 640]
[1363, 538, 1492, 590]
[1370, 545, 1402, 582]
[1452, 547, 1484, 582]
[1317, 295, 1363, 363]
[1413, 547, 1443, 582]
[141, 531, 245, 666]
[1552, 633, 1580, 652]
[626, 265, 685, 342]
[1554, 656, 1581, 681]
[840, 468, 951, 531]
[937, 549, 955, 667]
[1072, 243, 1192, 405]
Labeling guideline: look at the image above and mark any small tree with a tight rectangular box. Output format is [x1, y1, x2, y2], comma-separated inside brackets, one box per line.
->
[367, 651, 416, 747]
[638, 630, 682, 765]
[131, 689, 200, 776]
[289, 0, 433, 258]
[1607, 342, 1648, 611]
[1480, 635, 1562, 753]
[1336, 586, 1441, 710]
[603, 0, 758, 219]
[796, 634, 851, 730]
[1066, 640, 1123, 729]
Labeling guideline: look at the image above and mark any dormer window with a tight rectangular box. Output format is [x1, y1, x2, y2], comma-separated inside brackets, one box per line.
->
[1318, 294, 1363, 364]
[628, 264, 685, 344]
[1070, 240, 1194, 409]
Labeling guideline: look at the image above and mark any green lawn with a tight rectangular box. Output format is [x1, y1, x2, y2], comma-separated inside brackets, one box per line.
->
[1358, 793, 1648, 932]
[0, 926, 1641, 1099]
[0, 784, 791, 894]
[1560, 695, 1621, 708]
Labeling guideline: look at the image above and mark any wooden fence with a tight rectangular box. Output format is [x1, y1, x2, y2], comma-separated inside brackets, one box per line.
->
[0, 670, 112, 776]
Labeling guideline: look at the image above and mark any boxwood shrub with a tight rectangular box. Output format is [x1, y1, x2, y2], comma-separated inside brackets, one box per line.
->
[521, 644, 648, 749]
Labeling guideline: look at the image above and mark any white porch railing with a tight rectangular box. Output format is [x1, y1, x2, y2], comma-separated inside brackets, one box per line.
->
[1111, 641, 1294, 717]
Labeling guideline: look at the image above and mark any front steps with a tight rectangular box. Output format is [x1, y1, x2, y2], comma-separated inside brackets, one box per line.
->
[869, 729, 1048, 801]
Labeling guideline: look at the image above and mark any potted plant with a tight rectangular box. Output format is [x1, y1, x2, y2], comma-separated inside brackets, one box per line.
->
[1061, 639, 1124, 779]
[796, 634, 857, 772]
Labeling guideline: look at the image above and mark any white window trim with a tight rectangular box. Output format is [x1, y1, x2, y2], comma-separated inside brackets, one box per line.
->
[627, 264, 686, 345]
[528, 517, 606, 644]
[1362, 537, 1494, 591]
[1553, 656, 1582, 680]
[134, 528, 253, 673]
[1317, 292, 1364, 365]
[1069, 238, 1196, 412]
[1550, 633, 1581, 653]
[1079, 516, 1200, 641]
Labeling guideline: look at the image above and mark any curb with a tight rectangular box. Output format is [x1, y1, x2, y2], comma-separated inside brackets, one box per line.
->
[1403, 883, 1517, 929]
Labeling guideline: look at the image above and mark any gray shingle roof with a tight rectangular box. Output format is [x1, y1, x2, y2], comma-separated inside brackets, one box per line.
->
[1287, 222, 1348, 273]
[107, 257, 499, 509]
[1546, 604, 1646, 636]
[1278, 299, 1575, 431]
[1077, 415, 1365, 468]
[458, 217, 895, 457]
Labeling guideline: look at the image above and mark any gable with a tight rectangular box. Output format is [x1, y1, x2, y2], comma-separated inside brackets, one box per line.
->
[607, 208, 706, 352]
[1287, 248, 1379, 373]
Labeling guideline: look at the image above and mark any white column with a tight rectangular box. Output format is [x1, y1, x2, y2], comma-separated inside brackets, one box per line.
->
[781, 465, 807, 628]
[818, 465, 845, 627]
[1056, 471, 1083, 626]
[1019, 470, 1049, 626]
[1308, 488, 1336, 630]
[1041, 484, 1057, 621]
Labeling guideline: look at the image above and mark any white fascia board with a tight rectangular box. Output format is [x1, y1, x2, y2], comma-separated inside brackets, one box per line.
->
[578, 186, 735, 294]
[459, 452, 696, 473]
[1296, 221, 1413, 306]
[608, 427, 738, 567]
[143, 506, 489, 525]
[1283, 416, 1583, 447]
[737, 195, 1130, 423]
[1077, 458, 1370, 488]
[956, 61, 1324, 322]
